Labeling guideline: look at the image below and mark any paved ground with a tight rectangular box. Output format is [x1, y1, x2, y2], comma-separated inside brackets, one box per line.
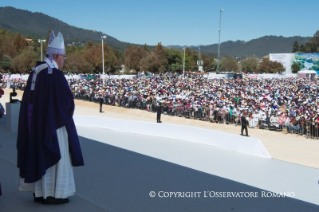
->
[0, 116, 319, 211]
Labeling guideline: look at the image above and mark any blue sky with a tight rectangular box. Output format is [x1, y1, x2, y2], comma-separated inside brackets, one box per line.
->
[1, 0, 318, 46]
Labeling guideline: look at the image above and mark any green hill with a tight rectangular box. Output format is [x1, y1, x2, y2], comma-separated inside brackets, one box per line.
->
[0, 6, 135, 51]
[195, 36, 311, 57]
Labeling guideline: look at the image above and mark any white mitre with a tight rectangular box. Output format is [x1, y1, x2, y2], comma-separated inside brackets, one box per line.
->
[45, 31, 65, 73]
[46, 31, 65, 55]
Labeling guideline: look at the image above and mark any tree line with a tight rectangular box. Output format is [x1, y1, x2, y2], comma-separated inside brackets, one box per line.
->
[0, 28, 292, 74]
[0, 28, 216, 74]
[292, 30, 319, 53]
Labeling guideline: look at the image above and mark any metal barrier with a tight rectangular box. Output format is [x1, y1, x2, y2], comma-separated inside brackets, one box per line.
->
[302, 121, 319, 139]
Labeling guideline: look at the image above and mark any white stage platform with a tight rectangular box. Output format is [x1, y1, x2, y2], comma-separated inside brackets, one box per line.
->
[76, 126, 319, 207]
[74, 115, 271, 159]
[0, 115, 318, 211]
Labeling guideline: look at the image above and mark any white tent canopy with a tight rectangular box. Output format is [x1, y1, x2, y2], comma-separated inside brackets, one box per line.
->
[298, 70, 317, 74]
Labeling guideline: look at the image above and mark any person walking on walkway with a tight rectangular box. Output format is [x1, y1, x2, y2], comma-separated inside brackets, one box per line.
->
[241, 112, 249, 136]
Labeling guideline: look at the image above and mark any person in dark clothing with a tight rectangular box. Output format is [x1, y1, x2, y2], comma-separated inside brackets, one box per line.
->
[99, 93, 104, 113]
[157, 102, 162, 123]
[241, 112, 249, 136]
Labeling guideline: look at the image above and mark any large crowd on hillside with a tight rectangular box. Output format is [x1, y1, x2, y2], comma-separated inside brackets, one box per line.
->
[1, 72, 319, 138]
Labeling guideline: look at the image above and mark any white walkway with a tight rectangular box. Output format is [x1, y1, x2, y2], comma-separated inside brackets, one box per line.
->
[74, 115, 271, 158]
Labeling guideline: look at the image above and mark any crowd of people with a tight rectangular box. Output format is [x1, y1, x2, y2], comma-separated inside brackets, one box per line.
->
[2, 72, 319, 138]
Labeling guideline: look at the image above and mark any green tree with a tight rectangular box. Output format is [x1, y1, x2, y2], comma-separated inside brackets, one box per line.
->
[292, 40, 299, 52]
[291, 63, 301, 73]
[0, 30, 17, 59]
[143, 44, 150, 53]
[124, 46, 148, 71]
[167, 48, 182, 72]
[11, 49, 38, 73]
[304, 44, 310, 53]
[309, 30, 319, 53]
[64, 53, 93, 73]
[207, 60, 217, 72]
[86, 40, 94, 49]
[259, 59, 285, 73]
[201, 53, 215, 71]
[152, 42, 169, 72]
[83, 44, 102, 72]
[13, 32, 28, 53]
[220, 57, 239, 72]
[0, 55, 12, 71]
[139, 54, 162, 73]
[185, 47, 198, 71]
[300, 44, 305, 52]
[241, 57, 258, 73]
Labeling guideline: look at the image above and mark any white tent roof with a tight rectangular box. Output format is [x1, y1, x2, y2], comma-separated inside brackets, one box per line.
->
[298, 70, 317, 74]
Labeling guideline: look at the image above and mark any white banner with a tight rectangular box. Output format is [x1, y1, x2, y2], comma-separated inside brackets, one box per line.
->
[269, 53, 294, 74]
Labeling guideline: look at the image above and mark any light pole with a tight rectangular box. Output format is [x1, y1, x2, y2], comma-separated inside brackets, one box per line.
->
[101, 35, 107, 86]
[38, 39, 46, 61]
[217, 9, 223, 74]
[183, 47, 186, 78]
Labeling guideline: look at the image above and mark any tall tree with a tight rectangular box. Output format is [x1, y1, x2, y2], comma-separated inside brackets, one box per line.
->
[291, 63, 301, 73]
[201, 53, 215, 71]
[11, 50, 38, 73]
[309, 30, 319, 52]
[0, 55, 12, 71]
[185, 47, 198, 71]
[220, 57, 239, 72]
[292, 40, 299, 53]
[241, 57, 258, 73]
[13, 32, 28, 53]
[86, 40, 94, 49]
[139, 54, 162, 73]
[63, 53, 93, 73]
[152, 43, 169, 72]
[209, 60, 217, 72]
[259, 59, 285, 73]
[167, 48, 182, 72]
[124, 46, 148, 71]
[143, 44, 150, 53]
[83, 44, 102, 72]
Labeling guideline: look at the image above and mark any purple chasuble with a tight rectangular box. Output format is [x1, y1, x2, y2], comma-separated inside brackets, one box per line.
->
[17, 62, 84, 183]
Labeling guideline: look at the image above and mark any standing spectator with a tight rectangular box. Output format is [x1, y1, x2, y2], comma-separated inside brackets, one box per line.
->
[157, 102, 162, 123]
[99, 92, 104, 113]
[0, 88, 4, 118]
[310, 113, 317, 138]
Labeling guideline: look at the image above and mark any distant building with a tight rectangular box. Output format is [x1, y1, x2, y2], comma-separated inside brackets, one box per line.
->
[262, 55, 269, 60]
[25, 39, 34, 43]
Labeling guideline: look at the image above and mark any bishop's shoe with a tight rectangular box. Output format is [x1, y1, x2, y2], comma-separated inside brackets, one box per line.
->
[33, 193, 43, 203]
[41, 196, 69, 205]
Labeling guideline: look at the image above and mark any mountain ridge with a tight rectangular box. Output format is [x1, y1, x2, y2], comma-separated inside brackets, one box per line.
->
[0, 6, 311, 57]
